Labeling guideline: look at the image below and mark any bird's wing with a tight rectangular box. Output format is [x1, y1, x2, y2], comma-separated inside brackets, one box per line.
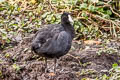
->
[39, 31, 72, 54]
[32, 25, 54, 44]
[31, 24, 63, 53]
[31, 25, 53, 52]
[33, 24, 63, 44]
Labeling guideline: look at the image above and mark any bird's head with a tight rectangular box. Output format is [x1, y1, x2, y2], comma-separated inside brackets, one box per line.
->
[61, 12, 73, 24]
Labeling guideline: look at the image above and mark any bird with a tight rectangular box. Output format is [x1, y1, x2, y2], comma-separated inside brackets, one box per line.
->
[31, 12, 75, 73]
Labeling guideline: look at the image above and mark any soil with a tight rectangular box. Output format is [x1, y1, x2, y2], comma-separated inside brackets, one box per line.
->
[0, 36, 120, 80]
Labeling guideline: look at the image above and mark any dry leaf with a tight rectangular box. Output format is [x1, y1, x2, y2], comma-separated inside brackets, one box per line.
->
[48, 72, 56, 76]
[84, 40, 101, 45]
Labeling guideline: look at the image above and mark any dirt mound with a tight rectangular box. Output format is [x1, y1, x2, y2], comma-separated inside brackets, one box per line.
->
[74, 49, 120, 71]
[0, 37, 120, 80]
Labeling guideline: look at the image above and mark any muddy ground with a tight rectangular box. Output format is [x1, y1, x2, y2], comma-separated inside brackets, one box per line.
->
[0, 36, 120, 80]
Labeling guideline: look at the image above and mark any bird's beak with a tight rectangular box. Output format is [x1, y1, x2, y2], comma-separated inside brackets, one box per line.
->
[68, 15, 74, 23]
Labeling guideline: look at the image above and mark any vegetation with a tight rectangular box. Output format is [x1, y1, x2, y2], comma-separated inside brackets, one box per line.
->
[0, 0, 120, 46]
[0, 0, 120, 80]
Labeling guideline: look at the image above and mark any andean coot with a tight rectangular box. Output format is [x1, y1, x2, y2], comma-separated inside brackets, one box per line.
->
[31, 12, 75, 73]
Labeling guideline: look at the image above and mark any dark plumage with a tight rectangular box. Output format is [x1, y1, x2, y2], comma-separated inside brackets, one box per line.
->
[31, 12, 75, 73]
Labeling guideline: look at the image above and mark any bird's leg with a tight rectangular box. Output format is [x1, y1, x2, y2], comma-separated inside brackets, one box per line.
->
[45, 57, 48, 73]
[54, 58, 57, 73]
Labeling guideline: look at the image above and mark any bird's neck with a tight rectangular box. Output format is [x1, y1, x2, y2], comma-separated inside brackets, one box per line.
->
[61, 23, 75, 39]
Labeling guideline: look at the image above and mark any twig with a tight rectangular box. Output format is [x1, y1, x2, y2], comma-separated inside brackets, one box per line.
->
[92, 14, 120, 29]
[97, 1, 120, 17]
[110, 22, 113, 36]
[109, 6, 120, 18]
[67, 54, 82, 66]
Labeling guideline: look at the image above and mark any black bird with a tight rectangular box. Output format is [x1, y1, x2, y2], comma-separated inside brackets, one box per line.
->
[31, 12, 75, 73]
